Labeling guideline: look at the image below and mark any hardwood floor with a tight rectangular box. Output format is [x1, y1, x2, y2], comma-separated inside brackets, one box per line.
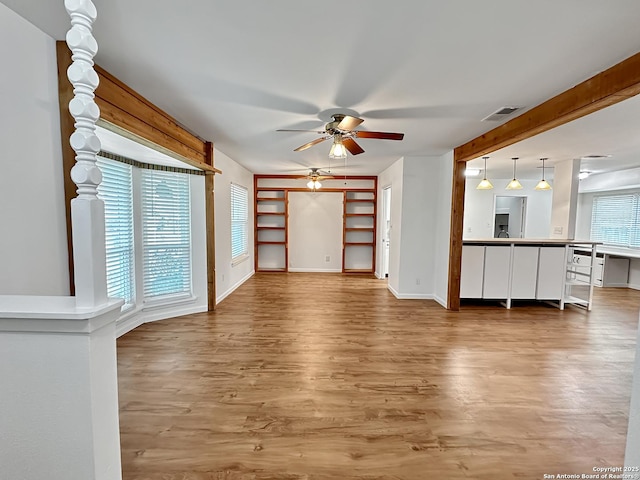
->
[117, 273, 640, 480]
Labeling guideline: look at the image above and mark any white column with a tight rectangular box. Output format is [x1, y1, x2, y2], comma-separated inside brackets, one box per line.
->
[0, 296, 123, 480]
[0, 1, 124, 479]
[625, 313, 640, 468]
[549, 158, 580, 239]
[65, 0, 107, 307]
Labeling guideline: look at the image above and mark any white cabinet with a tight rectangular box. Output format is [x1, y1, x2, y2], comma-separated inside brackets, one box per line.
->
[460, 245, 485, 298]
[483, 246, 511, 299]
[537, 247, 566, 300]
[511, 247, 539, 299]
[603, 256, 630, 287]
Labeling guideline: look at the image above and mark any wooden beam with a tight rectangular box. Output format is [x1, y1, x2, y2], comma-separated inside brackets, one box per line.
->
[455, 51, 640, 163]
[205, 142, 216, 312]
[55, 41, 76, 295]
[447, 160, 466, 311]
[448, 50, 640, 311]
[93, 64, 212, 169]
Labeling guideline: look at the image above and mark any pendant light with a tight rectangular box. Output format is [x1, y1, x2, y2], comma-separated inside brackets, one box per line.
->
[535, 157, 552, 190]
[506, 157, 523, 190]
[476, 156, 493, 190]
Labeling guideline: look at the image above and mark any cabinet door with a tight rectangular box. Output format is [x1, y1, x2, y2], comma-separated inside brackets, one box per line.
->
[460, 246, 485, 298]
[511, 247, 539, 299]
[537, 247, 566, 300]
[483, 246, 511, 299]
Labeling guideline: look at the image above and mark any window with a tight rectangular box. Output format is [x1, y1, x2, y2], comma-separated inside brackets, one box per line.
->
[96, 157, 135, 307]
[591, 193, 640, 248]
[230, 183, 248, 262]
[141, 169, 192, 299]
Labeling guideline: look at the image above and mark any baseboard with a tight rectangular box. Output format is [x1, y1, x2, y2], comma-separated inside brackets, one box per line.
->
[388, 284, 435, 300]
[628, 283, 640, 291]
[116, 313, 144, 338]
[433, 294, 447, 308]
[287, 268, 342, 273]
[216, 270, 255, 304]
[115, 299, 207, 338]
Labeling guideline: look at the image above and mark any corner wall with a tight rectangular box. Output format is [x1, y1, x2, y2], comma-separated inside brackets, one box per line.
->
[0, 4, 69, 295]
[214, 149, 255, 303]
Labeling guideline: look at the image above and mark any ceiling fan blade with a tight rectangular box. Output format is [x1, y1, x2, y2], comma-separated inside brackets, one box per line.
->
[343, 137, 365, 155]
[294, 137, 328, 152]
[336, 115, 364, 131]
[355, 131, 404, 140]
[277, 129, 326, 133]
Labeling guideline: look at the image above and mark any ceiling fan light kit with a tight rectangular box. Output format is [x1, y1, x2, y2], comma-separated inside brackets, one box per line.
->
[476, 156, 494, 190]
[328, 134, 347, 160]
[307, 180, 322, 190]
[278, 114, 404, 159]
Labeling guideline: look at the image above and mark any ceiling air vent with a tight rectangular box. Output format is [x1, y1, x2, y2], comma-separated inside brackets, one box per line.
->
[482, 106, 521, 122]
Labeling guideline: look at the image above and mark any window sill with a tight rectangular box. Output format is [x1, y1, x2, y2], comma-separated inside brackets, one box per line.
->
[143, 293, 197, 311]
[231, 254, 250, 267]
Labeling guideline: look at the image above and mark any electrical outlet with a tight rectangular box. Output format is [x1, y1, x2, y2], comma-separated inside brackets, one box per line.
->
[416, 278, 421, 285]
[325, 255, 330, 262]
[554, 226, 563, 235]
[221, 274, 225, 282]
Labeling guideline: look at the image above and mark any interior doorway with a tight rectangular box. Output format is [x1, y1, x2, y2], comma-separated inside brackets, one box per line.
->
[493, 196, 527, 238]
[381, 186, 391, 278]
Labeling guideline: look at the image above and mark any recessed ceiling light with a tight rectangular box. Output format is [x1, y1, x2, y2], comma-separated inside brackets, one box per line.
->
[580, 154, 612, 160]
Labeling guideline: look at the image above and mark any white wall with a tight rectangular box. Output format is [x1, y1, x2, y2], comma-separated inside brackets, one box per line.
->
[0, 4, 69, 295]
[463, 179, 553, 239]
[377, 158, 404, 293]
[433, 151, 453, 307]
[214, 149, 255, 303]
[550, 158, 580, 239]
[377, 155, 452, 304]
[288, 191, 343, 272]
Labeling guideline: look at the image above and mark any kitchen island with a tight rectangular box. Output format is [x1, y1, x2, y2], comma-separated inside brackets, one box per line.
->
[461, 239, 600, 310]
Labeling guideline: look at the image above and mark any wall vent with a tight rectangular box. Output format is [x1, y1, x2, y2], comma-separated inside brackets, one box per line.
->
[482, 106, 521, 122]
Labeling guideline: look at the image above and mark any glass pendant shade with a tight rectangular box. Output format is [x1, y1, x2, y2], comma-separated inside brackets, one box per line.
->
[476, 156, 493, 190]
[535, 158, 552, 190]
[506, 178, 523, 190]
[535, 179, 552, 190]
[328, 135, 347, 159]
[307, 180, 321, 190]
[505, 157, 523, 190]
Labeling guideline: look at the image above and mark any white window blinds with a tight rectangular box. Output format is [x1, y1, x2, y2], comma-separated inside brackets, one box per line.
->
[231, 183, 248, 260]
[591, 193, 640, 247]
[96, 156, 135, 306]
[141, 169, 192, 299]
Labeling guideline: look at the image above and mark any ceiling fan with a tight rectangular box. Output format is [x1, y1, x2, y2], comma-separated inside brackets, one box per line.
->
[278, 114, 404, 156]
[305, 167, 333, 190]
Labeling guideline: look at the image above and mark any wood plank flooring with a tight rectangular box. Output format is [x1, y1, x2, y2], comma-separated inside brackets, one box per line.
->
[117, 273, 640, 480]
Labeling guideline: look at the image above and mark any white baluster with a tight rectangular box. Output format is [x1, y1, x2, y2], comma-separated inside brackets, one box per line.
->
[65, 0, 107, 307]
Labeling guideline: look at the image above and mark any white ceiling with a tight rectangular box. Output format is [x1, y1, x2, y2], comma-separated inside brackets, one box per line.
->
[4, 0, 640, 176]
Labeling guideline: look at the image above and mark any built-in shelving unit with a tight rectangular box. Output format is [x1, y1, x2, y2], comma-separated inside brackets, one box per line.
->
[254, 186, 288, 272]
[254, 175, 377, 274]
[343, 189, 376, 273]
